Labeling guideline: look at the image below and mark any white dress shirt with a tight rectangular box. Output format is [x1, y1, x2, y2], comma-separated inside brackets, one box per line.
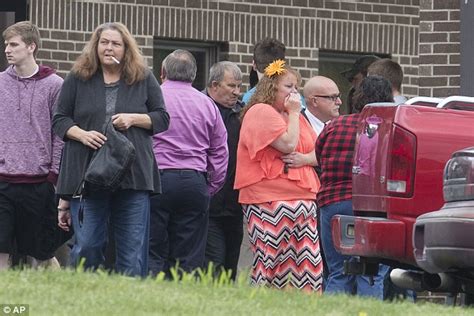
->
[304, 108, 326, 136]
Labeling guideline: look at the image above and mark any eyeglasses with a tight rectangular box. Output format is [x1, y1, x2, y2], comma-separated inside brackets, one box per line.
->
[313, 94, 341, 102]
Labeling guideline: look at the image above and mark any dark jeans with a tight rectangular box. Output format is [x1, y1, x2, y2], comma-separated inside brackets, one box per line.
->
[149, 169, 210, 277]
[320, 200, 388, 299]
[70, 189, 150, 277]
[205, 215, 243, 280]
[316, 206, 329, 290]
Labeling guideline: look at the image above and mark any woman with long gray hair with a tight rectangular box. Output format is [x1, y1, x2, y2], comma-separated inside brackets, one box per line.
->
[53, 22, 169, 277]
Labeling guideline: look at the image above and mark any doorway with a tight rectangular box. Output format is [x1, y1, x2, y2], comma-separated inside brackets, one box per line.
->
[0, 0, 28, 70]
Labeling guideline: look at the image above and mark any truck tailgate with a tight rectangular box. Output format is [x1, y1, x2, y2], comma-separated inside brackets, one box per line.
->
[344, 104, 474, 264]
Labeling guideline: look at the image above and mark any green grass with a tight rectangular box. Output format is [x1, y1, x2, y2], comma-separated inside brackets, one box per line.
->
[0, 268, 472, 316]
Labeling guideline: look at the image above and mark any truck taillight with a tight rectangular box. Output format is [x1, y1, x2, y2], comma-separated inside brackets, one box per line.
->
[387, 125, 416, 197]
[443, 150, 474, 202]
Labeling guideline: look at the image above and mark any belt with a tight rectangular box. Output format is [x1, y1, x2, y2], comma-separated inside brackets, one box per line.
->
[159, 169, 205, 175]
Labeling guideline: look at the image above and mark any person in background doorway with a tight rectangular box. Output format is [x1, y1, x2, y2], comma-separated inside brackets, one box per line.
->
[243, 38, 306, 108]
[242, 38, 286, 104]
[368, 58, 407, 105]
[341, 55, 380, 113]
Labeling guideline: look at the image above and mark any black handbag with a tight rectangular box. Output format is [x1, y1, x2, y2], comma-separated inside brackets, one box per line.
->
[83, 120, 136, 191]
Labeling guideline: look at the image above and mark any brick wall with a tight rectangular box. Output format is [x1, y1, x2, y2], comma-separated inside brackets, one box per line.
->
[418, 0, 460, 97]
[30, 0, 461, 98]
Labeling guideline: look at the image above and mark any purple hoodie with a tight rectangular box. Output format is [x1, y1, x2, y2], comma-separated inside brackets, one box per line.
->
[0, 65, 64, 184]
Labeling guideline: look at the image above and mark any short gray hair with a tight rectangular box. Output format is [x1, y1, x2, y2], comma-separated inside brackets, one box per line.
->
[207, 61, 242, 87]
[162, 49, 197, 82]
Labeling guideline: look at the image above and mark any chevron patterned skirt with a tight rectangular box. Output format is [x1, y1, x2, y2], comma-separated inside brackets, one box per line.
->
[243, 200, 323, 292]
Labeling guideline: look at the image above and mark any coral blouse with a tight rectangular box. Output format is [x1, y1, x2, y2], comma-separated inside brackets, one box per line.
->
[234, 103, 320, 204]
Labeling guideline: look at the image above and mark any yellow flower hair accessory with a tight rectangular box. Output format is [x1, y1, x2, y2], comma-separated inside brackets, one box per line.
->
[264, 59, 286, 78]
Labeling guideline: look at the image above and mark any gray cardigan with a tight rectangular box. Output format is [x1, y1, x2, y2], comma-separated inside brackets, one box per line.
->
[53, 70, 169, 196]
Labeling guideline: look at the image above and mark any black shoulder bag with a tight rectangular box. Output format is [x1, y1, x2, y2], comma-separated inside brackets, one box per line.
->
[75, 119, 136, 196]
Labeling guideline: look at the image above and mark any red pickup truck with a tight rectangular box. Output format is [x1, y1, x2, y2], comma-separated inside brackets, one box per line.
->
[331, 96, 474, 295]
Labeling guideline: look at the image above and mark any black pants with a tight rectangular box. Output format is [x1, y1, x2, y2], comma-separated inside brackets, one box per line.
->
[0, 181, 71, 260]
[205, 215, 243, 281]
[149, 169, 210, 277]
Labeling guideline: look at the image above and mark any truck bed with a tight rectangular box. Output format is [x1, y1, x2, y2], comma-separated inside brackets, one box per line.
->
[333, 102, 474, 266]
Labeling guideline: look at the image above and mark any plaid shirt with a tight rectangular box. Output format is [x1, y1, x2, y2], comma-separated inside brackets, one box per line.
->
[315, 113, 360, 208]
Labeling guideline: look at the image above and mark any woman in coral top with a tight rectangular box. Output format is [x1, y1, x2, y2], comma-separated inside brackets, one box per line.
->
[235, 60, 322, 292]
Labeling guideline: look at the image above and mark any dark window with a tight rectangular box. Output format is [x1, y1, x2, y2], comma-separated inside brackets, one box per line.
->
[0, 0, 27, 21]
[0, 0, 28, 70]
[318, 50, 389, 114]
[249, 68, 258, 89]
[153, 38, 227, 91]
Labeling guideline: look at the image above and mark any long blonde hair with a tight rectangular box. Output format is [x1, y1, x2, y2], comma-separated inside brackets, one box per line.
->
[72, 22, 147, 85]
[241, 65, 301, 120]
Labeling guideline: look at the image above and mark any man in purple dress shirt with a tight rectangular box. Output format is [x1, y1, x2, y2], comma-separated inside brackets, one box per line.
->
[149, 49, 229, 277]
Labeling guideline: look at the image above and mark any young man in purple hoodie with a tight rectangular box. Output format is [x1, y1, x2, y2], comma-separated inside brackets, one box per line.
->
[0, 21, 64, 269]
